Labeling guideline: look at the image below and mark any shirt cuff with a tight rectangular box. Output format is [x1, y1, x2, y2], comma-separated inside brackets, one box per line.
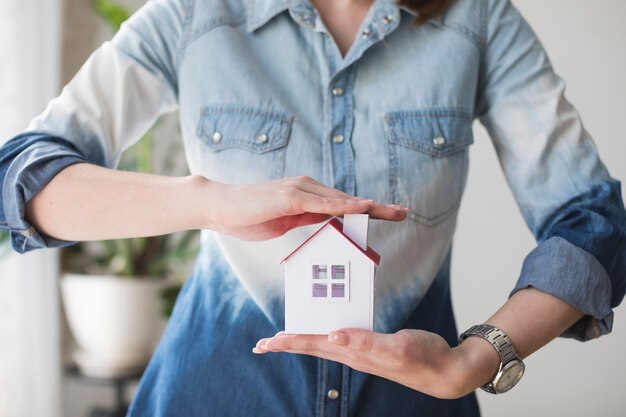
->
[2, 138, 86, 253]
[510, 236, 613, 341]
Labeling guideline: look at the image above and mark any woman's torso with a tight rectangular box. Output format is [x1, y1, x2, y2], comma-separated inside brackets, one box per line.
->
[128, 0, 484, 415]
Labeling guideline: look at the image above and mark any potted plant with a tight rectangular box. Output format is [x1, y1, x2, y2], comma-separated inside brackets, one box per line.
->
[60, 0, 198, 378]
[0, 231, 9, 258]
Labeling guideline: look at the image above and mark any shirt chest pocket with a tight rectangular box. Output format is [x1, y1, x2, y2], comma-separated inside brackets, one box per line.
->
[196, 104, 294, 183]
[384, 109, 474, 226]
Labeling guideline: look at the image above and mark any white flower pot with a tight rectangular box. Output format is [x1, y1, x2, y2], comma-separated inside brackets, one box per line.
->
[61, 273, 167, 378]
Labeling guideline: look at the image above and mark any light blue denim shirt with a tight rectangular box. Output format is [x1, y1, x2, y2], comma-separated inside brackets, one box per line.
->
[2, 0, 626, 415]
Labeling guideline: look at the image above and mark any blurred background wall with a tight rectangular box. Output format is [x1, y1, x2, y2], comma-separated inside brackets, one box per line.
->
[0, 1, 63, 416]
[452, 1, 626, 416]
[0, 0, 624, 416]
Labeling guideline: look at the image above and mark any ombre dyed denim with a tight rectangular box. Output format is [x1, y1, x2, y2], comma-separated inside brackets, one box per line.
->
[1, 0, 625, 415]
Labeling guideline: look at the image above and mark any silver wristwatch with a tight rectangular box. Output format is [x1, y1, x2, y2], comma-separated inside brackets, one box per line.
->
[458, 324, 525, 394]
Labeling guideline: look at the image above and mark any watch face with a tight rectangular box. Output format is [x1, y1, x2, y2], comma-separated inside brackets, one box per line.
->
[495, 361, 525, 393]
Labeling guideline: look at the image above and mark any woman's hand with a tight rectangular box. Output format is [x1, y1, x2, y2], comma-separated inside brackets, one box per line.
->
[252, 328, 500, 400]
[202, 175, 409, 240]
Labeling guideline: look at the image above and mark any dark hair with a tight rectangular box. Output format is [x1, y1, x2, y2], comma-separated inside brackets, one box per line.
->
[397, 0, 456, 26]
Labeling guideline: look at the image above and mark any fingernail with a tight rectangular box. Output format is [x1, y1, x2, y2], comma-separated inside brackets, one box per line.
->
[255, 338, 268, 350]
[386, 204, 409, 212]
[328, 331, 349, 345]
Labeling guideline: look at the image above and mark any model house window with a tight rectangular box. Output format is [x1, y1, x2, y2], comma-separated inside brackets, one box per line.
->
[311, 262, 349, 301]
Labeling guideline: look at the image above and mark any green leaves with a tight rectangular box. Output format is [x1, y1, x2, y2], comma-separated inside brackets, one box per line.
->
[160, 283, 182, 317]
[0, 231, 10, 258]
[92, 0, 131, 32]
[62, 231, 199, 279]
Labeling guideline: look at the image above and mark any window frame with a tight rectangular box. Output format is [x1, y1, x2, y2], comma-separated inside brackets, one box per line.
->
[309, 260, 350, 302]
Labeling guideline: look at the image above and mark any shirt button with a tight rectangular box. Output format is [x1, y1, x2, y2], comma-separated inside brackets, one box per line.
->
[332, 87, 344, 96]
[433, 136, 446, 146]
[361, 28, 371, 38]
[383, 15, 393, 24]
[333, 134, 344, 144]
[212, 132, 222, 143]
[256, 133, 268, 144]
[327, 389, 339, 400]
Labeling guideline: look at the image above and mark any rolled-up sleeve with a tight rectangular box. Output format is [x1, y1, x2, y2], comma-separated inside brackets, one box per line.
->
[0, 134, 87, 252]
[0, 0, 187, 253]
[477, 0, 626, 340]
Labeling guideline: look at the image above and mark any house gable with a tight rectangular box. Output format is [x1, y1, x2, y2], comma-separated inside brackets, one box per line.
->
[281, 218, 380, 266]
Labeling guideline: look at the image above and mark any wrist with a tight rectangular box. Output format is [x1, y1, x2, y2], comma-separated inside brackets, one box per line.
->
[187, 174, 222, 230]
[450, 334, 501, 397]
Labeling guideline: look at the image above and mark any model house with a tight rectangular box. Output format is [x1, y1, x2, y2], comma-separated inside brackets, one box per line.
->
[282, 214, 380, 335]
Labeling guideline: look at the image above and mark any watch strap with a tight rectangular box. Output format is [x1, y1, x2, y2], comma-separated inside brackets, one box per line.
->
[458, 324, 518, 364]
[459, 324, 524, 394]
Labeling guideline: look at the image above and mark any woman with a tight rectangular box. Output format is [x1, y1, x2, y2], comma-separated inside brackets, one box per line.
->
[1, 0, 625, 415]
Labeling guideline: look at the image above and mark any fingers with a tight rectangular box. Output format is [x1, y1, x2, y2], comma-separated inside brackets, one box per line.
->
[252, 330, 421, 380]
[295, 180, 361, 201]
[366, 204, 409, 221]
[286, 191, 374, 217]
[253, 333, 347, 359]
[259, 334, 327, 352]
[297, 182, 409, 221]
[328, 329, 373, 351]
[253, 329, 414, 370]
[253, 339, 363, 370]
[252, 333, 390, 378]
[253, 334, 366, 369]
[280, 176, 409, 221]
[253, 329, 390, 357]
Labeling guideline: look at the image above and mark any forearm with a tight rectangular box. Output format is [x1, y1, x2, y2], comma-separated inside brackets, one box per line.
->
[25, 163, 209, 241]
[24, 166, 406, 243]
[454, 287, 585, 396]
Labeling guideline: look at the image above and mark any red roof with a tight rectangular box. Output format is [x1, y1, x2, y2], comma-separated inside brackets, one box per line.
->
[280, 218, 380, 265]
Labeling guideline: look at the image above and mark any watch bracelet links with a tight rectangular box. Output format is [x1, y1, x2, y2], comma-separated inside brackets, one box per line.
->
[458, 324, 518, 364]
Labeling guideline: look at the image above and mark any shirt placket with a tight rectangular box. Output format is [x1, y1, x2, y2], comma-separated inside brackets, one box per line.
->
[323, 36, 355, 195]
[325, 6, 401, 196]
[315, 358, 354, 417]
[289, 3, 402, 417]
[290, 1, 401, 195]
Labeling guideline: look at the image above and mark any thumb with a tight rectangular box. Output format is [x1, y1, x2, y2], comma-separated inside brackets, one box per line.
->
[328, 328, 396, 355]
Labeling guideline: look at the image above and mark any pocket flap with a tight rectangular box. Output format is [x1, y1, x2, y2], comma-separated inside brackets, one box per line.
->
[197, 105, 294, 154]
[384, 109, 473, 157]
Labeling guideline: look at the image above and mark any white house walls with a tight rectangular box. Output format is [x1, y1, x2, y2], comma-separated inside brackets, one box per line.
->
[284, 227, 374, 334]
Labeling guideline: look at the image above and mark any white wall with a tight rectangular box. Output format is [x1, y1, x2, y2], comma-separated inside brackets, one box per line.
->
[451, 1, 626, 416]
[0, 1, 63, 416]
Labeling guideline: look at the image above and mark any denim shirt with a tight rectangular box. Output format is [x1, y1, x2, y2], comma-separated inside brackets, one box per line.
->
[2, 0, 626, 416]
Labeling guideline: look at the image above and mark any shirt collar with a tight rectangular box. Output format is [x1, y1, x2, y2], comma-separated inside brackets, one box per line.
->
[245, 0, 291, 32]
[245, 0, 429, 33]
